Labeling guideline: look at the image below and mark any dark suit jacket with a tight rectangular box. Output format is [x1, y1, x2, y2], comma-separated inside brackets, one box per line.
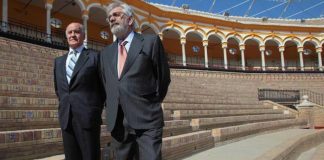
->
[100, 32, 170, 131]
[54, 48, 105, 130]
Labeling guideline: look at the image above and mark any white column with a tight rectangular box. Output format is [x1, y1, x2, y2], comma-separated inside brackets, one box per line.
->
[82, 14, 89, 48]
[240, 44, 245, 70]
[222, 42, 228, 69]
[180, 37, 187, 66]
[316, 48, 323, 71]
[203, 40, 208, 68]
[2, 0, 8, 32]
[45, 3, 52, 42]
[260, 47, 266, 71]
[158, 33, 163, 41]
[279, 46, 285, 71]
[298, 47, 304, 71]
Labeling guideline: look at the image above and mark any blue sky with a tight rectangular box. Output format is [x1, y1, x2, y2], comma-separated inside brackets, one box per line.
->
[145, 0, 324, 19]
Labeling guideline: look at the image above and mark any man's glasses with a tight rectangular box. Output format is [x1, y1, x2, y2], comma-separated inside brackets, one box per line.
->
[106, 12, 126, 22]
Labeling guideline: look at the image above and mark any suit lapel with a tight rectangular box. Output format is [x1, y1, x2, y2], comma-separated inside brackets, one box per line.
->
[70, 49, 89, 85]
[61, 53, 69, 86]
[120, 33, 143, 78]
[110, 41, 118, 78]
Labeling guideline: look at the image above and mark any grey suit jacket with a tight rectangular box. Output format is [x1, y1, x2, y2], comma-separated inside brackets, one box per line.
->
[100, 32, 170, 131]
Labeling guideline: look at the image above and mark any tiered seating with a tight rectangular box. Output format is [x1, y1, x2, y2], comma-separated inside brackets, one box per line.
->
[1, 37, 324, 159]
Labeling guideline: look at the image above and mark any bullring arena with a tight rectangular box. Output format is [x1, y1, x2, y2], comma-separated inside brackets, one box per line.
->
[0, 0, 324, 159]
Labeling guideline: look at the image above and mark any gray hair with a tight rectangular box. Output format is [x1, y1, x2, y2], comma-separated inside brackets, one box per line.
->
[107, 2, 134, 17]
[65, 22, 85, 35]
[106, 2, 136, 29]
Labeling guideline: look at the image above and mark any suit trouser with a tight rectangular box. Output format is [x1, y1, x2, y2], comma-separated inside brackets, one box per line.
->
[111, 107, 163, 160]
[62, 112, 101, 160]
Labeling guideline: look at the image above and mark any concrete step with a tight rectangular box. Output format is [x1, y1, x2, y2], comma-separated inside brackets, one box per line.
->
[162, 130, 214, 160]
[163, 103, 268, 111]
[191, 114, 296, 130]
[212, 119, 307, 143]
[173, 109, 283, 120]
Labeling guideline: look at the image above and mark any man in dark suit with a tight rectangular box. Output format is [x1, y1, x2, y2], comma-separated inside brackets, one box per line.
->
[100, 2, 170, 160]
[54, 22, 105, 160]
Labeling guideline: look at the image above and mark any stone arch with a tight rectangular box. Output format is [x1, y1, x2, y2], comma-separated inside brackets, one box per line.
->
[161, 25, 184, 38]
[225, 34, 243, 44]
[207, 31, 225, 42]
[185, 27, 206, 40]
[264, 35, 283, 46]
[139, 22, 159, 34]
[302, 37, 320, 47]
[283, 37, 302, 47]
[243, 34, 263, 45]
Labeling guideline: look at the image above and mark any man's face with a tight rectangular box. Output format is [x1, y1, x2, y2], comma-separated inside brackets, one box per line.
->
[107, 7, 132, 38]
[66, 23, 85, 49]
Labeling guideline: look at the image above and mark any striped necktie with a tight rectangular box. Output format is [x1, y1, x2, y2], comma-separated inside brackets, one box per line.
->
[118, 40, 128, 78]
[66, 50, 77, 84]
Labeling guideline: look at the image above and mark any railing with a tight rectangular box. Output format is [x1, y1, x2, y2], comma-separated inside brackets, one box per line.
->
[300, 89, 324, 106]
[0, 20, 322, 73]
[258, 89, 300, 104]
[0, 20, 107, 52]
[258, 89, 324, 107]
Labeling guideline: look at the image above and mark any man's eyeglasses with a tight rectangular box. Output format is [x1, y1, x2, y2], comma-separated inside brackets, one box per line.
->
[107, 12, 126, 21]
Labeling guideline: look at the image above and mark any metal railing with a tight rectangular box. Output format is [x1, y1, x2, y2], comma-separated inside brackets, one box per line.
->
[300, 89, 324, 106]
[0, 20, 322, 73]
[258, 89, 300, 103]
[258, 88, 324, 107]
[0, 20, 107, 52]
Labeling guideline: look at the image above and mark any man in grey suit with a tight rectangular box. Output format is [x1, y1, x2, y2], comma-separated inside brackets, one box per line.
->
[100, 2, 170, 160]
[54, 22, 105, 160]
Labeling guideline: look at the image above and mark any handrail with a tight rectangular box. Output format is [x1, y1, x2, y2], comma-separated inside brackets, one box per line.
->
[300, 89, 324, 106]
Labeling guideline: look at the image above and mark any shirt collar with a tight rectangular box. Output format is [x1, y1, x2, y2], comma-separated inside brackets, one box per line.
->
[69, 45, 84, 55]
[118, 31, 134, 45]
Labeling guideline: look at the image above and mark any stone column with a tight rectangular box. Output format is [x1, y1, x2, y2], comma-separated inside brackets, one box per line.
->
[296, 95, 316, 129]
[82, 11, 89, 48]
[260, 46, 266, 71]
[2, 0, 8, 32]
[180, 37, 187, 66]
[222, 42, 228, 69]
[239, 44, 245, 70]
[203, 40, 209, 68]
[316, 47, 323, 71]
[298, 47, 304, 71]
[45, 3, 52, 42]
[279, 46, 285, 71]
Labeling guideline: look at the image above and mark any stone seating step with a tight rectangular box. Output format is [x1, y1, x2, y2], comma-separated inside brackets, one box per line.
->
[163, 120, 192, 137]
[0, 60, 53, 74]
[0, 110, 59, 131]
[0, 47, 56, 64]
[162, 130, 214, 160]
[0, 126, 111, 160]
[173, 109, 283, 120]
[164, 96, 245, 104]
[191, 114, 296, 130]
[163, 103, 268, 111]
[212, 119, 307, 143]
[0, 69, 53, 80]
[0, 76, 53, 87]
[0, 96, 58, 107]
[0, 84, 55, 97]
